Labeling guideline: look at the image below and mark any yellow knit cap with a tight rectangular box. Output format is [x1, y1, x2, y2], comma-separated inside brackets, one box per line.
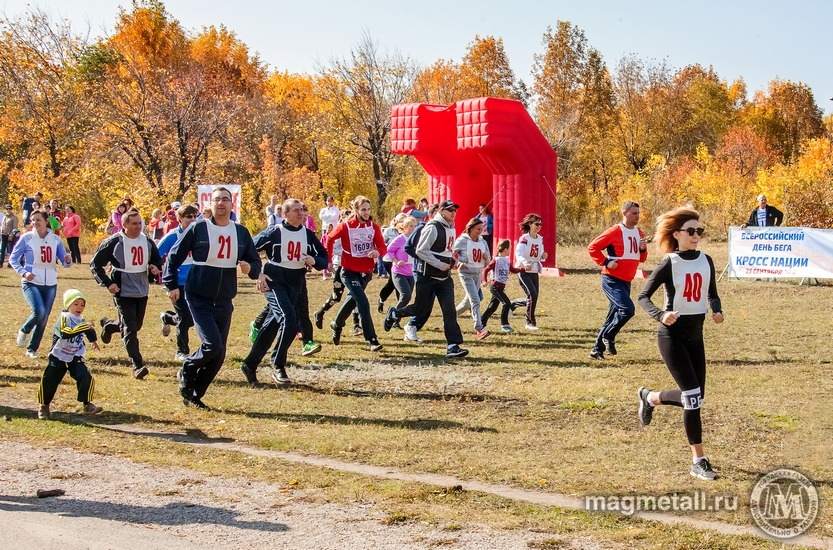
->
[63, 289, 85, 310]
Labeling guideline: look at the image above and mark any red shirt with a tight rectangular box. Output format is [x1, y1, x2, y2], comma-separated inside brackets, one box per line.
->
[587, 223, 648, 282]
[326, 217, 386, 273]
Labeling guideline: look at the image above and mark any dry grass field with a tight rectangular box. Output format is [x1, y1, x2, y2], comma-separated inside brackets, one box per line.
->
[0, 241, 830, 549]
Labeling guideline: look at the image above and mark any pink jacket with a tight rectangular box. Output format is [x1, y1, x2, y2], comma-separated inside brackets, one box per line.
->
[62, 213, 82, 238]
[387, 233, 413, 276]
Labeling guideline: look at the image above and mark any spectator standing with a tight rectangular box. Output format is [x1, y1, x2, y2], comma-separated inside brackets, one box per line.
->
[22, 192, 43, 226]
[477, 204, 494, 254]
[105, 203, 127, 235]
[62, 205, 83, 264]
[319, 196, 340, 234]
[148, 209, 165, 241]
[741, 194, 784, 228]
[1, 204, 19, 266]
[401, 197, 428, 220]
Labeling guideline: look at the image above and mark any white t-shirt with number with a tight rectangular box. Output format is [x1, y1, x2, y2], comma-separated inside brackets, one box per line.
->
[273, 225, 308, 270]
[195, 221, 238, 268]
[669, 252, 710, 315]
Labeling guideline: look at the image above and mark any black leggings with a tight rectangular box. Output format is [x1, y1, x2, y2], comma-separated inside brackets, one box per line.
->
[656, 324, 707, 445]
[317, 266, 359, 325]
[518, 272, 539, 326]
[481, 285, 513, 326]
[378, 261, 398, 302]
[67, 236, 82, 263]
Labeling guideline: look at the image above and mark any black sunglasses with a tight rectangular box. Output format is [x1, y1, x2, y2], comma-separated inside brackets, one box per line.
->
[681, 227, 704, 236]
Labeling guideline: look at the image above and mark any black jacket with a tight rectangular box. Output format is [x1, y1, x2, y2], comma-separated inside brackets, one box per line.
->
[255, 222, 328, 290]
[163, 219, 261, 302]
[90, 232, 162, 297]
[745, 205, 783, 227]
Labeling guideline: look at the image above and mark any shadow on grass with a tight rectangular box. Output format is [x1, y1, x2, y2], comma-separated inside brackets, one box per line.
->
[221, 407, 498, 433]
[0, 404, 179, 427]
[0, 494, 287, 533]
[1, 373, 43, 385]
[94, 358, 182, 370]
[288, 382, 525, 406]
[559, 267, 606, 275]
[719, 358, 797, 366]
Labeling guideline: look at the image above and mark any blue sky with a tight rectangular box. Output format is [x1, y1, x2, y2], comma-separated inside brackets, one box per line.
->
[4, 0, 831, 113]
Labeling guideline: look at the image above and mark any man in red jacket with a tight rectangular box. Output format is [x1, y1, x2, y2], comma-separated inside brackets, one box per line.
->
[325, 195, 387, 351]
[587, 201, 649, 359]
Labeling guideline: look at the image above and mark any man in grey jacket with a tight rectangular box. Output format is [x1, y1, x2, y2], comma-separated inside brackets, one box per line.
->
[387, 200, 468, 358]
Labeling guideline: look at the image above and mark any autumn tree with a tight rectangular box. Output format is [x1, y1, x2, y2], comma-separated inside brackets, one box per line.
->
[532, 22, 614, 187]
[459, 35, 528, 104]
[667, 65, 736, 157]
[412, 59, 464, 105]
[316, 32, 418, 208]
[744, 78, 825, 164]
[0, 8, 91, 199]
[611, 55, 677, 172]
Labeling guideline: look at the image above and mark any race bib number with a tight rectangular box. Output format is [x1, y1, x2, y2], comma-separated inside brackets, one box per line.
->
[276, 225, 308, 269]
[348, 225, 375, 258]
[31, 234, 57, 271]
[203, 221, 238, 268]
[40, 246, 53, 264]
[121, 235, 149, 273]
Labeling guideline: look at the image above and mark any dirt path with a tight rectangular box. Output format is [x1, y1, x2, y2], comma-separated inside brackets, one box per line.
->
[92, 420, 831, 549]
[0, 441, 612, 550]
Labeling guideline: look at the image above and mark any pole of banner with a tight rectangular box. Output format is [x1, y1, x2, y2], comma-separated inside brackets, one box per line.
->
[717, 262, 731, 282]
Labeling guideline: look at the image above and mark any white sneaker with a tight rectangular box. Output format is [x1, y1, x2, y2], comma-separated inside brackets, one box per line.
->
[16, 330, 26, 348]
[404, 325, 423, 343]
[525, 324, 539, 331]
[25, 350, 37, 358]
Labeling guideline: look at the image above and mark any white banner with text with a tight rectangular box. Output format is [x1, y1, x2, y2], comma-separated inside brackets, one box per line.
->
[728, 226, 833, 278]
[197, 185, 241, 219]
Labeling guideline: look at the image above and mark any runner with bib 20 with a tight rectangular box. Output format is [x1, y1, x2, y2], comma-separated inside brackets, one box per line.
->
[91, 208, 162, 379]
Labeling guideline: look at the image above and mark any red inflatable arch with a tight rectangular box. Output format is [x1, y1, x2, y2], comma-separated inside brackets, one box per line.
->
[391, 98, 560, 273]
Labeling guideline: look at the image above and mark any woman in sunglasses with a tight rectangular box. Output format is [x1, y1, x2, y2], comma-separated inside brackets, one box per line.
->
[636, 207, 724, 481]
[515, 213, 547, 330]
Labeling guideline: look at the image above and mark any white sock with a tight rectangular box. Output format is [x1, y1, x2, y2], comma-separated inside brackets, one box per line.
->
[693, 456, 707, 464]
